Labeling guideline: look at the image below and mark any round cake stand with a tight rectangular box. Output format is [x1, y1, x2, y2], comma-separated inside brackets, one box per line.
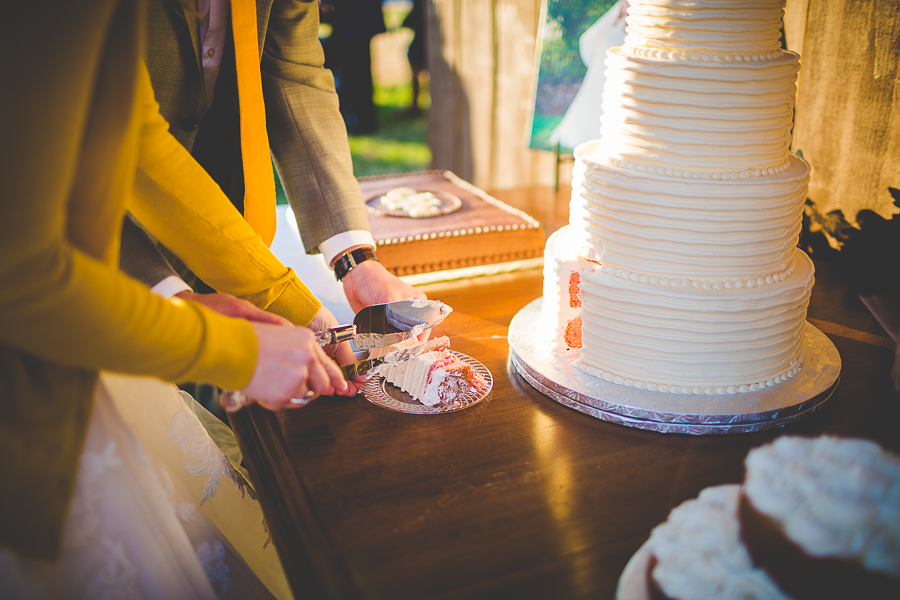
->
[509, 298, 841, 435]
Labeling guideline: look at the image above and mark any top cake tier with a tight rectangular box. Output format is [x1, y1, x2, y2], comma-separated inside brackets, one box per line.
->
[624, 0, 786, 56]
[596, 0, 799, 177]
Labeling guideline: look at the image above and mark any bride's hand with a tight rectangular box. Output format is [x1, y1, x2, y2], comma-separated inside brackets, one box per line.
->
[308, 306, 366, 396]
[242, 322, 349, 410]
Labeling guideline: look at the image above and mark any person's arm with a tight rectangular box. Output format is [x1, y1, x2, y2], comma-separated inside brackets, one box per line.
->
[0, 54, 257, 392]
[0, 8, 347, 411]
[131, 60, 360, 391]
[131, 61, 323, 327]
[260, 0, 370, 253]
[260, 0, 425, 310]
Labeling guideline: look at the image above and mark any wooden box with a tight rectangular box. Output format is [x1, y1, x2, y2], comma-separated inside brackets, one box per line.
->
[360, 171, 545, 278]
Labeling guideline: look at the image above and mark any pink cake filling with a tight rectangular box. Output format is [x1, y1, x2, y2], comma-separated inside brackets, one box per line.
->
[564, 317, 583, 349]
[380, 347, 487, 407]
[423, 349, 487, 406]
[568, 272, 582, 308]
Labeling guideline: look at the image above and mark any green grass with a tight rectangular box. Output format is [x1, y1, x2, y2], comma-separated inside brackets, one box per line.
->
[528, 114, 565, 153]
[349, 83, 431, 177]
[382, 0, 413, 30]
[275, 80, 430, 203]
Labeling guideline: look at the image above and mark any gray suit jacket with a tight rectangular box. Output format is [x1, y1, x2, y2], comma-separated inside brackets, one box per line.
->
[122, 0, 369, 287]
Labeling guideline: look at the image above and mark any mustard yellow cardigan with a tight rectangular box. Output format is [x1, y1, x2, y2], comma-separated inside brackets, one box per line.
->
[0, 0, 321, 559]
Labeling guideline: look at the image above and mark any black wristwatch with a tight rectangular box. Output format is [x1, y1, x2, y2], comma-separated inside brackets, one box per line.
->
[333, 246, 378, 281]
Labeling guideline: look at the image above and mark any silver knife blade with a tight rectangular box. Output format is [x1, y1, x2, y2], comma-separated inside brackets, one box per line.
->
[352, 299, 452, 349]
[340, 336, 450, 379]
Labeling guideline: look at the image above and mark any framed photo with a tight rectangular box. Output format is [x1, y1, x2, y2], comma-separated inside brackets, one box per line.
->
[527, 0, 626, 153]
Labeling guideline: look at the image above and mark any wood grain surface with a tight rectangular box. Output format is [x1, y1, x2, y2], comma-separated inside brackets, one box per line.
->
[231, 188, 900, 600]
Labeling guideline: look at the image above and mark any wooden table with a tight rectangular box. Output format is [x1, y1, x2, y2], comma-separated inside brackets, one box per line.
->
[231, 187, 900, 600]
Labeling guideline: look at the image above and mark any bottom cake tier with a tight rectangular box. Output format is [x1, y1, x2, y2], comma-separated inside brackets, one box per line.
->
[509, 297, 840, 435]
[577, 248, 814, 395]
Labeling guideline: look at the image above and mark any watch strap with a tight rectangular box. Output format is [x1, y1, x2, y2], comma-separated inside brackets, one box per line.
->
[333, 247, 378, 281]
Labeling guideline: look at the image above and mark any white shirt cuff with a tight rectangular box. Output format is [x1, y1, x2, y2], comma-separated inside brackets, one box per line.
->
[319, 231, 377, 266]
[150, 276, 193, 299]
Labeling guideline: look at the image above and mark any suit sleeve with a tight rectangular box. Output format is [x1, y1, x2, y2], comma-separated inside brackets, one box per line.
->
[119, 212, 180, 287]
[260, 0, 372, 255]
[130, 62, 323, 327]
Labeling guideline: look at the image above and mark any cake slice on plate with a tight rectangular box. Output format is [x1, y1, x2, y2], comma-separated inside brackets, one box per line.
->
[372, 337, 487, 407]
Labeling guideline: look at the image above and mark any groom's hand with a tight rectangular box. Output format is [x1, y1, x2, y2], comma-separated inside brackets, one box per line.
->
[340, 258, 426, 313]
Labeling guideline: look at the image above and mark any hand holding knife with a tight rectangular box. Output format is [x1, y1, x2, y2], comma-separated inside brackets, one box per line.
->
[221, 299, 452, 412]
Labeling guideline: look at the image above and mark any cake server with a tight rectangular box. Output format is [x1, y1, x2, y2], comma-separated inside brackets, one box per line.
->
[314, 299, 453, 350]
[338, 336, 450, 379]
[220, 337, 452, 413]
[220, 300, 452, 413]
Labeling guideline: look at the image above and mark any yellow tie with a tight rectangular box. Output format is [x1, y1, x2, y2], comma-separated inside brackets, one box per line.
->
[230, 0, 276, 246]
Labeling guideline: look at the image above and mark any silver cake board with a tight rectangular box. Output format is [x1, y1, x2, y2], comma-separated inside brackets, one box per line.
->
[508, 298, 841, 435]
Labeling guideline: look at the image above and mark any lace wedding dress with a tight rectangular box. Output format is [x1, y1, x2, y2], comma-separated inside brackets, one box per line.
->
[0, 373, 292, 600]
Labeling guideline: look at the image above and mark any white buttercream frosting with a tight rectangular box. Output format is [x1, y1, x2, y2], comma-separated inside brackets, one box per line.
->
[578, 249, 811, 392]
[743, 436, 900, 576]
[379, 348, 480, 407]
[623, 0, 787, 56]
[599, 48, 800, 176]
[379, 350, 439, 404]
[537, 0, 816, 395]
[577, 147, 810, 283]
[648, 485, 792, 600]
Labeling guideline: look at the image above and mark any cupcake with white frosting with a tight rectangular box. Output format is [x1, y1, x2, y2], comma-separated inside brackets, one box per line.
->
[645, 485, 792, 600]
[740, 436, 900, 600]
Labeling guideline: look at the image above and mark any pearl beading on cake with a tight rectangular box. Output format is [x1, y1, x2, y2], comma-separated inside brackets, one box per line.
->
[627, 46, 785, 63]
[605, 156, 792, 180]
[596, 258, 797, 291]
[577, 353, 804, 396]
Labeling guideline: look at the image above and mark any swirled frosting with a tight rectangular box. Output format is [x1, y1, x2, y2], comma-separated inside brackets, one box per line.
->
[578, 250, 811, 392]
[743, 436, 900, 576]
[648, 485, 792, 600]
[599, 49, 800, 175]
[594, 1, 800, 175]
[539, 0, 815, 395]
[624, 0, 787, 56]
[577, 140, 810, 282]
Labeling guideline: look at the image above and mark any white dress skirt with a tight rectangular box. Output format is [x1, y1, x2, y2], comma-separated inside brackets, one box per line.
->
[0, 373, 293, 600]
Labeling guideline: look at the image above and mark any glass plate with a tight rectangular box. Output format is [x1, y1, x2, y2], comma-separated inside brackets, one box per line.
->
[362, 351, 493, 414]
[365, 189, 462, 219]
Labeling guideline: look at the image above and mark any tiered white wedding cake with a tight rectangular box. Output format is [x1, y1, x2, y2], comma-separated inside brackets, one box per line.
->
[543, 0, 813, 395]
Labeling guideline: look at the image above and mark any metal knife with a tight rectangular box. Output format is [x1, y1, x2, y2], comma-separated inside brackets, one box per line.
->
[219, 337, 450, 413]
[315, 299, 453, 350]
[339, 336, 450, 379]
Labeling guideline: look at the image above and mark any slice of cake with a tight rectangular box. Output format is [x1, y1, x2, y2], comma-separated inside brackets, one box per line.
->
[645, 485, 792, 600]
[740, 436, 900, 600]
[542, 224, 599, 353]
[376, 344, 487, 408]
